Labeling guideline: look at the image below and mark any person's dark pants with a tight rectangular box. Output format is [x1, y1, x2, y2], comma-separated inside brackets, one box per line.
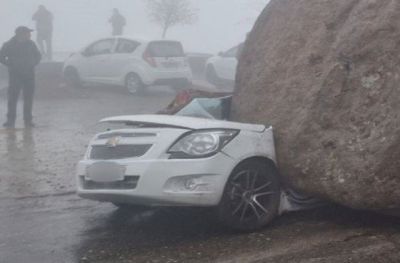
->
[6, 70, 35, 124]
[37, 31, 52, 60]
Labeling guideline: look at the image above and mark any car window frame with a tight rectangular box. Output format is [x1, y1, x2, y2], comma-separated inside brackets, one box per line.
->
[115, 38, 141, 54]
[84, 38, 116, 57]
[147, 41, 185, 58]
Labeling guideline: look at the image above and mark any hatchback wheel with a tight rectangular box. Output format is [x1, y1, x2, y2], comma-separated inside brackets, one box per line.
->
[125, 73, 145, 94]
[217, 159, 281, 231]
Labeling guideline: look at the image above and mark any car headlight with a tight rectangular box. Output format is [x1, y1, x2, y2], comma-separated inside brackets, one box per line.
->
[168, 129, 239, 159]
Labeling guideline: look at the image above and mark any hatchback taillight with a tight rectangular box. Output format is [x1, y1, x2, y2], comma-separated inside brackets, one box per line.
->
[143, 50, 157, 67]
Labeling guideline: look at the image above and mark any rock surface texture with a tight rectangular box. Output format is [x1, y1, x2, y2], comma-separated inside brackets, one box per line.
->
[233, 0, 400, 211]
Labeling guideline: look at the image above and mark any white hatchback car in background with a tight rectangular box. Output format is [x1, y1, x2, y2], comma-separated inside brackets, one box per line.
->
[63, 37, 193, 94]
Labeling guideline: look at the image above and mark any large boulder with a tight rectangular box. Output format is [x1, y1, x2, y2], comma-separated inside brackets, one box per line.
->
[233, 0, 400, 211]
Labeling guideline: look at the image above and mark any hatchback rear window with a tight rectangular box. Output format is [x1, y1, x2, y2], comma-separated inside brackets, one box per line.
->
[148, 41, 184, 57]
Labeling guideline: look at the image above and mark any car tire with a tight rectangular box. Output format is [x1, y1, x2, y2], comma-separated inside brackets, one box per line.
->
[64, 67, 82, 88]
[125, 73, 145, 95]
[217, 159, 281, 231]
[206, 65, 223, 87]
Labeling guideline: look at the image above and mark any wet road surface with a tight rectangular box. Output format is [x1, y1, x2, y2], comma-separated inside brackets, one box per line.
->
[1, 81, 400, 263]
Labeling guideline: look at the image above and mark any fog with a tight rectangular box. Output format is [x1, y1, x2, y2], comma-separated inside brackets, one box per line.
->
[0, 0, 268, 55]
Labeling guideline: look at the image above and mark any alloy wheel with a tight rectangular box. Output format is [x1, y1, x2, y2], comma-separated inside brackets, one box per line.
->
[126, 74, 143, 94]
[229, 169, 276, 222]
[218, 160, 280, 231]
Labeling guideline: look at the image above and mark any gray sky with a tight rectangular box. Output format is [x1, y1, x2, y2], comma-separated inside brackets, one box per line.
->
[0, 0, 268, 54]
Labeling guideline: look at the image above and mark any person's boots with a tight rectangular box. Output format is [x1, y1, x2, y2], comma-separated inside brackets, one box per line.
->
[24, 121, 35, 128]
[3, 121, 15, 128]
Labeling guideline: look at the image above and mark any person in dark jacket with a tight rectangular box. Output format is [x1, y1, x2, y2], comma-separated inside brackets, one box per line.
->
[32, 5, 53, 60]
[0, 26, 41, 128]
[109, 8, 126, 36]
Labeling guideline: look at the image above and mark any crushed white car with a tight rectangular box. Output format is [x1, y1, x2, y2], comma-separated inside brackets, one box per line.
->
[77, 98, 321, 230]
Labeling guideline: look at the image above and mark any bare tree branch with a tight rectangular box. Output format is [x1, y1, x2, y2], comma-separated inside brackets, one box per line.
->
[146, 0, 198, 38]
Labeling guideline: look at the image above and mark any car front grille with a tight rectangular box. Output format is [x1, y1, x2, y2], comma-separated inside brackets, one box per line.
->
[97, 132, 156, 140]
[90, 144, 152, 160]
[81, 176, 139, 190]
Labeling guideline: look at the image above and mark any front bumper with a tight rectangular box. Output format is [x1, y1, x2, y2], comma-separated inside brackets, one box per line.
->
[76, 153, 236, 207]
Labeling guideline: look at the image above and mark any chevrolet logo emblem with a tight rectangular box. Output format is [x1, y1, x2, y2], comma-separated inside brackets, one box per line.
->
[106, 136, 121, 148]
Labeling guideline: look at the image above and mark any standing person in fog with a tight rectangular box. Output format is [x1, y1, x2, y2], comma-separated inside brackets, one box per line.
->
[109, 8, 126, 36]
[32, 5, 53, 61]
[0, 27, 41, 128]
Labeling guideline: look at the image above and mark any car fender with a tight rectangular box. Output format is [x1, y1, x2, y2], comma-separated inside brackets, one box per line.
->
[63, 57, 79, 72]
[212, 152, 278, 205]
[214, 128, 277, 200]
[63, 48, 86, 70]
[63, 56, 92, 83]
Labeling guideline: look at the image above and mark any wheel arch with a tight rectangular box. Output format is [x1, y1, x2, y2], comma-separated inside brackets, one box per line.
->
[63, 65, 78, 75]
[121, 63, 150, 85]
[63, 65, 83, 88]
[229, 156, 280, 180]
[125, 71, 141, 79]
[216, 155, 281, 204]
[205, 63, 217, 75]
[238, 156, 277, 169]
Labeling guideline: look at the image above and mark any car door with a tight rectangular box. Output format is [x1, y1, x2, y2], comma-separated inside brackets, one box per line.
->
[79, 38, 116, 83]
[108, 38, 141, 83]
[214, 46, 239, 81]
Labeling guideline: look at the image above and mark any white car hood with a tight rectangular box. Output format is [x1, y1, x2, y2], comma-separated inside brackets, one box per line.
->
[100, 115, 266, 132]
